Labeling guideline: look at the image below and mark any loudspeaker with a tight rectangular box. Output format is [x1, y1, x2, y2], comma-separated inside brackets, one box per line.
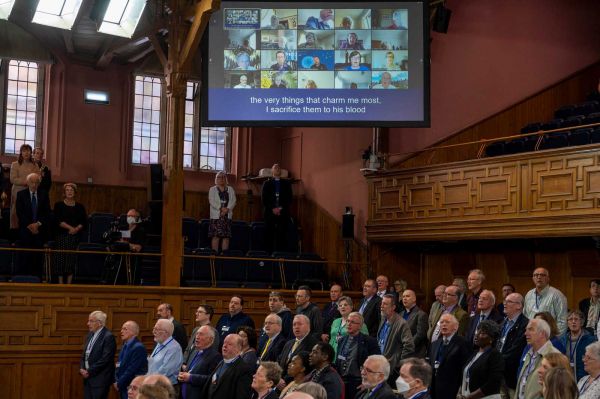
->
[149, 164, 163, 201]
[342, 214, 355, 240]
[433, 5, 452, 33]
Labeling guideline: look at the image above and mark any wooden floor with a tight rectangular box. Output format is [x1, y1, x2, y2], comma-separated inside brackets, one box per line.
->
[0, 283, 345, 399]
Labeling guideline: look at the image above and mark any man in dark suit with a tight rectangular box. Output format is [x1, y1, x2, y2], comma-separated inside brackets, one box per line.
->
[15, 172, 51, 276]
[261, 163, 293, 253]
[464, 289, 504, 344]
[278, 314, 318, 380]
[579, 279, 600, 332]
[201, 334, 253, 399]
[322, 284, 343, 342]
[306, 342, 344, 399]
[178, 325, 222, 399]
[497, 292, 529, 397]
[359, 279, 382, 337]
[428, 314, 471, 399]
[397, 357, 433, 399]
[355, 355, 396, 399]
[184, 304, 218, 364]
[157, 302, 187, 352]
[400, 289, 429, 358]
[114, 321, 147, 399]
[257, 313, 287, 362]
[335, 312, 380, 399]
[80, 310, 117, 399]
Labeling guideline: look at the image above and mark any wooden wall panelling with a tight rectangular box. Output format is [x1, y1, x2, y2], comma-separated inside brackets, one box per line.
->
[0, 285, 360, 399]
[393, 63, 600, 169]
[368, 147, 600, 241]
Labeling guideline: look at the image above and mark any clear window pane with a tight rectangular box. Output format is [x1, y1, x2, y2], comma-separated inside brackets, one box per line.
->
[131, 75, 161, 164]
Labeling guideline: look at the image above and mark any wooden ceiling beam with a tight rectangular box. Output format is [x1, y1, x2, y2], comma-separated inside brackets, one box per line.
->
[128, 45, 154, 63]
[148, 33, 167, 69]
[178, 0, 221, 68]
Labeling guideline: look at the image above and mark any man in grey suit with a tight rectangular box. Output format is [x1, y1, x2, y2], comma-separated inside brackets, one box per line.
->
[400, 289, 429, 358]
[377, 294, 415, 385]
[79, 310, 117, 399]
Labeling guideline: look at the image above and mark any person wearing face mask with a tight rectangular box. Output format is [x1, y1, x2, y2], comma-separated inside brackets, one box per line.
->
[397, 357, 432, 399]
[355, 355, 396, 399]
[123, 208, 145, 253]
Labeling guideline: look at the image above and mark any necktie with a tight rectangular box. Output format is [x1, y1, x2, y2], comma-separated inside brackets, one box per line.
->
[261, 338, 272, 359]
[31, 192, 38, 221]
[291, 339, 300, 354]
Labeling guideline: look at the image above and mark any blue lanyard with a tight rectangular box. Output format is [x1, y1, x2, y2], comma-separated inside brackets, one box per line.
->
[580, 374, 600, 395]
[368, 382, 384, 398]
[501, 319, 514, 338]
[567, 334, 582, 363]
[535, 292, 542, 310]
[152, 338, 174, 357]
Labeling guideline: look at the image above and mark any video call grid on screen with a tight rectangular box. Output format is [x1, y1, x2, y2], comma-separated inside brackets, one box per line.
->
[203, 1, 429, 127]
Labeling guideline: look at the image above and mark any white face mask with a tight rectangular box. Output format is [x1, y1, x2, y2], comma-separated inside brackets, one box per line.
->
[395, 376, 412, 394]
[127, 216, 137, 225]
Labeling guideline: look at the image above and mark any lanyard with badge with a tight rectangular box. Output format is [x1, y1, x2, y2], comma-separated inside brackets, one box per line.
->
[85, 331, 100, 369]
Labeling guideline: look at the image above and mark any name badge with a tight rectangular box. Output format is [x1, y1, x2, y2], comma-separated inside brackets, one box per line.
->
[337, 355, 346, 361]
[212, 373, 217, 383]
[434, 361, 440, 369]
[570, 362, 575, 368]
[116, 362, 121, 368]
[85, 360, 89, 369]
[222, 326, 230, 332]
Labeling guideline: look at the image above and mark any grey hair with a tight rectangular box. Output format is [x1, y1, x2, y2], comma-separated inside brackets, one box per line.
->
[90, 310, 107, 326]
[367, 355, 391, 379]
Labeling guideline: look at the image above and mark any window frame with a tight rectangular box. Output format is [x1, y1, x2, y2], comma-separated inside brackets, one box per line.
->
[0, 59, 45, 155]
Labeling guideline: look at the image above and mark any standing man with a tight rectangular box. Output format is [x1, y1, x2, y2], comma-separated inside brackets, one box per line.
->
[296, 285, 323, 340]
[355, 355, 396, 399]
[400, 289, 429, 358]
[15, 172, 51, 276]
[80, 310, 117, 399]
[184, 304, 218, 365]
[257, 313, 287, 362]
[378, 294, 415, 384]
[262, 163, 293, 253]
[322, 284, 343, 342]
[215, 295, 255, 347]
[579, 279, 600, 332]
[114, 321, 147, 399]
[523, 267, 568, 334]
[514, 319, 559, 399]
[397, 358, 433, 399]
[306, 342, 344, 399]
[428, 285, 469, 342]
[335, 312, 380, 399]
[428, 285, 446, 325]
[428, 314, 471, 399]
[466, 269, 485, 317]
[359, 279, 382, 337]
[148, 319, 183, 386]
[268, 291, 293, 339]
[278, 314, 318, 380]
[464, 289, 504, 344]
[498, 293, 529, 398]
[497, 283, 516, 315]
[157, 302, 188, 352]
[177, 325, 222, 399]
[376, 275, 399, 311]
[201, 334, 253, 399]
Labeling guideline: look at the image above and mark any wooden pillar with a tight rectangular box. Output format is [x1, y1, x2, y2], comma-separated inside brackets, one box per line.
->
[160, 0, 220, 286]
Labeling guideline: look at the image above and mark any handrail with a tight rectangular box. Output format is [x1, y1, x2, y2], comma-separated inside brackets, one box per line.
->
[384, 121, 600, 167]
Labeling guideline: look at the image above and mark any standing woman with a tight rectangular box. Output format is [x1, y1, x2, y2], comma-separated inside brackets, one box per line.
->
[208, 171, 236, 252]
[53, 183, 87, 284]
[456, 320, 504, 399]
[10, 144, 39, 229]
[578, 342, 600, 399]
[33, 147, 52, 193]
[560, 310, 597, 381]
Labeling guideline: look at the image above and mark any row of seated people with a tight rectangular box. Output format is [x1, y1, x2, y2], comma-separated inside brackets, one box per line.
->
[79, 270, 600, 399]
[485, 98, 600, 157]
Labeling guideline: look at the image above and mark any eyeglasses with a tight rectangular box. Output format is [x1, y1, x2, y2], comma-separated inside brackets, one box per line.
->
[360, 366, 383, 374]
[532, 273, 548, 278]
[504, 300, 520, 305]
[127, 385, 140, 391]
[443, 293, 457, 297]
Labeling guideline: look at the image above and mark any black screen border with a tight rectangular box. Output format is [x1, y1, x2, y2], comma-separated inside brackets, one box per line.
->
[200, 0, 430, 128]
